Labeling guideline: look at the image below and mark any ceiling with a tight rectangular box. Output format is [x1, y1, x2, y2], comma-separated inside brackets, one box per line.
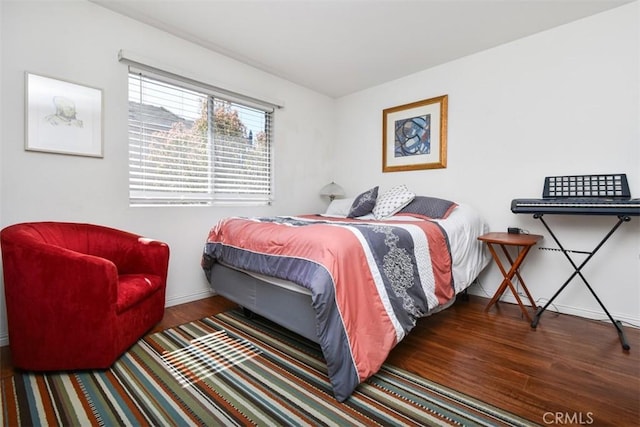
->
[91, 0, 633, 98]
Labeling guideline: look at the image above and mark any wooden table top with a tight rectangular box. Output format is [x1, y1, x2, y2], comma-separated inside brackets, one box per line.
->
[477, 232, 543, 246]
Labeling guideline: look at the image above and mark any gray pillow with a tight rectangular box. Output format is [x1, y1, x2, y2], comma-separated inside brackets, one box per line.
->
[398, 196, 458, 219]
[347, 186, 379, 218]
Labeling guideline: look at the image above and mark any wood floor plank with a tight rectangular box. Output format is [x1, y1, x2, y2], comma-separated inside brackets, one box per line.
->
[2, 294, 638, 426]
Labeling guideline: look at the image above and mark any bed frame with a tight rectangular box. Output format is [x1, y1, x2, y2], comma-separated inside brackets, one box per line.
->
[208, 262, 467, 345]
[208, 263, 320, 343]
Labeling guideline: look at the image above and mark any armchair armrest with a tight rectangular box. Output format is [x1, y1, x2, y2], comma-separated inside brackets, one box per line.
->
[2, 238, 119, 350]
[119, 238, 170, 277]
[84, 225, 170, 278]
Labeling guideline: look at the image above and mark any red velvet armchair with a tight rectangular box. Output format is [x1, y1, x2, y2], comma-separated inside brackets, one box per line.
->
[0, 222, 169, 371]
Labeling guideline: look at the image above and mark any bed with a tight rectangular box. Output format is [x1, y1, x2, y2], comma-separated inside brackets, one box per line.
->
[201, 188, 490, 401]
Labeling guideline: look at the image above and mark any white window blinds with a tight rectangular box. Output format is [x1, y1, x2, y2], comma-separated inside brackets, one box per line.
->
[128, 72, 273, 206]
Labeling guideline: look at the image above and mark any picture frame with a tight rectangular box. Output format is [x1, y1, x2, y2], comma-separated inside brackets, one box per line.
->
[25, 72, 103, 158]
[382, 94, 448, 172]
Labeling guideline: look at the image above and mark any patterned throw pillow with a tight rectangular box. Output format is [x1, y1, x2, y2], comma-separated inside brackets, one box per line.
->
[372, 185, 416, 219]
[347, 186, 379, 218]
[398, 196, 458, 219]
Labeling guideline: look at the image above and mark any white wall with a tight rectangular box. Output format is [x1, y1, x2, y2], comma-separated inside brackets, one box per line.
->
[1, 1, 638, 348]
[334, 3, 640, 326]
[0, 1, 335, 344]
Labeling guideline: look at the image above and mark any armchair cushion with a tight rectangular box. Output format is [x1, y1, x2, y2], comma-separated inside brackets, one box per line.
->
[117, 273, 163, 313]
[1, 222, 170, 371]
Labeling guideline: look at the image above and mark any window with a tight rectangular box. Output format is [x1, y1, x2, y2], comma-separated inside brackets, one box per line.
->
[128, 72, 273, 206]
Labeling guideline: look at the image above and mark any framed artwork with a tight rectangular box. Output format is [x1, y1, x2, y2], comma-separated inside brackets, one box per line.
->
[382, 94, 448, 172]
[25, 72, 103, 158]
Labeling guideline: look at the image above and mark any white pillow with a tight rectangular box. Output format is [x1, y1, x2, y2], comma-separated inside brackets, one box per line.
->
[372, 185, 416, 219]
[323, 197, 355, 217]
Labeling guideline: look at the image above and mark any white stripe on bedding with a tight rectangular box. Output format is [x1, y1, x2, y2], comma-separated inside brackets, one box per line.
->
[390, 223, 439, 311]
[343, 225, 405, 342]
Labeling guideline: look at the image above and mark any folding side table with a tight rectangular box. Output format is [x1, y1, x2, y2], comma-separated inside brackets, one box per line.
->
[478, 232, 543, 322]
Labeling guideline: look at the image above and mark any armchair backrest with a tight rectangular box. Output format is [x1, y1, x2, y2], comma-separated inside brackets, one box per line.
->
[2, 222, 128, 252]
[1, 222, 167, 274]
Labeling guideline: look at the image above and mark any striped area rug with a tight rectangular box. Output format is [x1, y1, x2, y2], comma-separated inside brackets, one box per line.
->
[2, 309, 538, 426]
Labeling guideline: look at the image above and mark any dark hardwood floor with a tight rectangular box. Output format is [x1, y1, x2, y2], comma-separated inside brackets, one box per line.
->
[2, 294, 638, 426]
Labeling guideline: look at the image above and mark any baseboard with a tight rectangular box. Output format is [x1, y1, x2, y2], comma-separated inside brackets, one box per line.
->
[479, 291, 640, 329]
[165, 289, 215, 307]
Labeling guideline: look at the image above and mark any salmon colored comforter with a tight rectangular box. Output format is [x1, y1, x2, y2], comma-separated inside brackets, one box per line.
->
[202, 215, 453, 401]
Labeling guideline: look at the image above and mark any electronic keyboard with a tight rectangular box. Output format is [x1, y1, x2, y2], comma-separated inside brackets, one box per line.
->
[511, 198, 640, 216]
[512, 174, 640, 216]
[511, 174, 637, 350]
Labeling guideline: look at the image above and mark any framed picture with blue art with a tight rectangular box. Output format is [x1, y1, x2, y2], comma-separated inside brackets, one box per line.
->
[382, 95, 447, 172]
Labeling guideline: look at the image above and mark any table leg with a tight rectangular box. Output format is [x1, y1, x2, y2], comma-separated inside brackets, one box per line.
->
[484, 243, 535, 322]
[500, 246, 538, 310]
[484, 243, 510, 308]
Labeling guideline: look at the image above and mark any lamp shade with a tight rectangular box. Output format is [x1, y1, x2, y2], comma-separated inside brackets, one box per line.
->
[319, 181, 345, 201]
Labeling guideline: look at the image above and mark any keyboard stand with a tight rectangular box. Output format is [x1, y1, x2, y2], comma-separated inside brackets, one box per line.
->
[530, 213, 632, 351]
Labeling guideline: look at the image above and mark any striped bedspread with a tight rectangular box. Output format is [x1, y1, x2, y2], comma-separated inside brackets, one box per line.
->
[202, 215, 454, 401]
